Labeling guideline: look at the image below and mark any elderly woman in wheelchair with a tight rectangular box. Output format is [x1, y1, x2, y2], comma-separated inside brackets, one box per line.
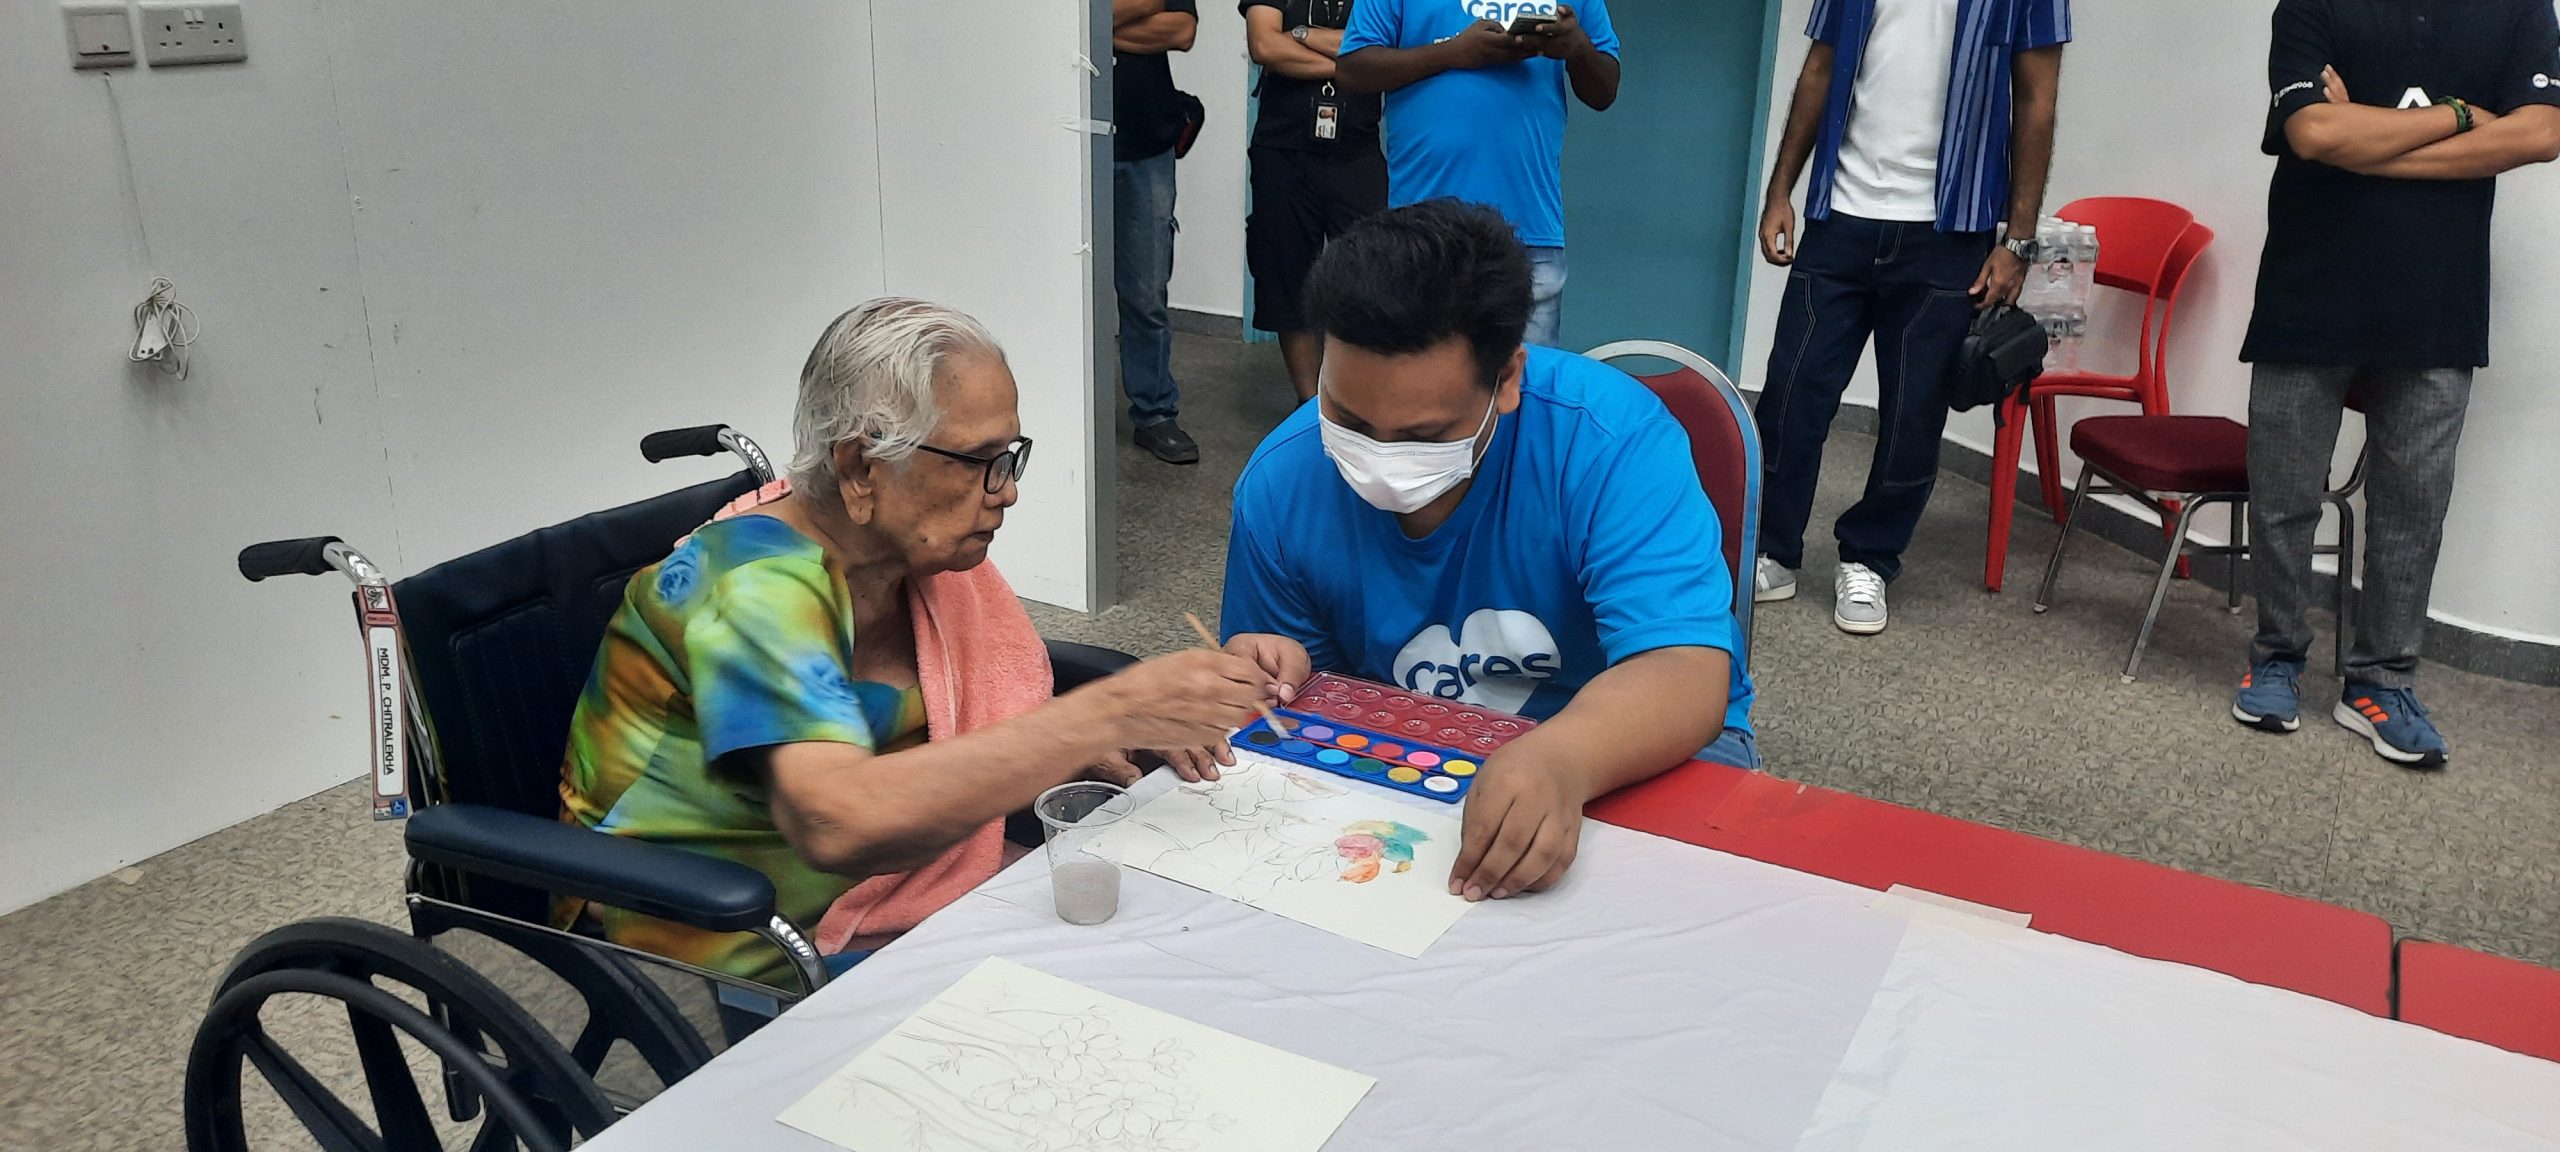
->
[558, 298, 1285, 988]
[198, 298, 1291, 1149]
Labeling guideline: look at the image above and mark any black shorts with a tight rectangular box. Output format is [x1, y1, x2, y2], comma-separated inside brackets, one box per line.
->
[1246, 146, 1388, 333]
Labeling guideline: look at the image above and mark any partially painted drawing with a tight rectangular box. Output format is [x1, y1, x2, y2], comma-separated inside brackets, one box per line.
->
[778, 958, 1374, 1152]
[1333, 820, 1428, 884]
[1086, 754, 1473, 957]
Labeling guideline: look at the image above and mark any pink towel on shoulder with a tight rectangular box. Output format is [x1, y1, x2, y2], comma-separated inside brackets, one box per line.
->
[701, 478, 1053, 954]
[809, 557, 1053, 954]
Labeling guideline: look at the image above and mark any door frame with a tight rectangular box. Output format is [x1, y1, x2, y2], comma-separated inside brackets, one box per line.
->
[1724, 0, 1788, 377]
[1085, 0, 1120, 609]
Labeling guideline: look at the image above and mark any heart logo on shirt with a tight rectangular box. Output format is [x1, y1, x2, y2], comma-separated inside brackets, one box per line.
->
[1391, 608, 1562, 714]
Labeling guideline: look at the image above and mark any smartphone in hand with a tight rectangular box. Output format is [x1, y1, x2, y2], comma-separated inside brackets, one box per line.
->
[1504, 13, 1556, 35]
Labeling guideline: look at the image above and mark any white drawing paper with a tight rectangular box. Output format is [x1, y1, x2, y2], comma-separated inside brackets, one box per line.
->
[1794, 918, 2560, 1151]
[778, 957, 1374, 1152]
[1085, 752, 1473, 958]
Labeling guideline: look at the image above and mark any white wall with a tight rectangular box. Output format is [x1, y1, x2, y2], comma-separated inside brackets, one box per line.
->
[1741, 0, 2560, 644]
[1168, 2, 1251, 317]
[0, 0, 399, 917]
[0, 0, 1099, 912]
[871, 0, 1103, 610]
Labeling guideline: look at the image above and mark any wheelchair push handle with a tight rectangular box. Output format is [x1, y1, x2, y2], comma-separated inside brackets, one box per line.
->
[642, 424, 777, 484]
[239, 537, 346, 581]
[640, 425, 733, 464]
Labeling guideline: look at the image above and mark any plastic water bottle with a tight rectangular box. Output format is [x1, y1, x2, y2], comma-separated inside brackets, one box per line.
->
[2059, 225, 2099, 372]
[2023, 216, 2083, 372]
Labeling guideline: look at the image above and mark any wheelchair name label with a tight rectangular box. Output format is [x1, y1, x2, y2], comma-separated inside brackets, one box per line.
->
[366, 624, 410, 819]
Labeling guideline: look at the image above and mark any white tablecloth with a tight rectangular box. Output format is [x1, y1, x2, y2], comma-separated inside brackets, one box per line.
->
[587, 770, 2560, 1151]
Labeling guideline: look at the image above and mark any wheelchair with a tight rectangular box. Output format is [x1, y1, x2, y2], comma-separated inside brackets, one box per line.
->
[187, 425, 1137, 1151]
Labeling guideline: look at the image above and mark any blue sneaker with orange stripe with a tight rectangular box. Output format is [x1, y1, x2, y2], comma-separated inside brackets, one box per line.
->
[2231, 660, 2303, 733]
[2334, 682, 2449, 768]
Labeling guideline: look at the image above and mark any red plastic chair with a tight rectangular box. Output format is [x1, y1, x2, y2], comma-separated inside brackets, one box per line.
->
[1984, 199, 2210, 591]
[1586, 340, 1760, 670]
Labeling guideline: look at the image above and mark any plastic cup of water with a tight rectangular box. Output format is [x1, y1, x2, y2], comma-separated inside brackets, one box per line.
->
[1035, 781, 1133, 926]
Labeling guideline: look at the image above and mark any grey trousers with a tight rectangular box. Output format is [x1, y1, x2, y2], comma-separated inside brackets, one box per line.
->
[2247, 363, 2474, 688]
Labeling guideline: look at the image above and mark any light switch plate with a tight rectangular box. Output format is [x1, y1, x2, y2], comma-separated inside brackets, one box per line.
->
[64, 2, 136, 70]
[138, 1, 245, 66]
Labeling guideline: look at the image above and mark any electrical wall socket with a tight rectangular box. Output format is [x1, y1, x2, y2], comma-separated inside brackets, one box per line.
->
[65, 2, 136, 69]
[138, 2, 245, 66]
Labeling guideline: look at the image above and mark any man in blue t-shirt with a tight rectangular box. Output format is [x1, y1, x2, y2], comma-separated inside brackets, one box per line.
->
[1335, 1, 1620, 348]
[1218, 201, 1755, 905]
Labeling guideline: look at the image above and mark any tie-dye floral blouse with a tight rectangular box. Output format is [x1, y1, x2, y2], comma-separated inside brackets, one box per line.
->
[556, 513, 926, 984]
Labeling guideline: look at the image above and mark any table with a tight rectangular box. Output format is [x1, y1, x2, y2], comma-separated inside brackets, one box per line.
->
[589, 767, 2560, 1151]
[1589, 760, 2396, 1014]
[592, 770, 1910, 1150]
[2398, 939, 2560, 1063]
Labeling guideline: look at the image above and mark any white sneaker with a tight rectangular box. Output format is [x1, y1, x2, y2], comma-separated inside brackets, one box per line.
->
[1834, 562, 1888, 635]
[1753, 557, 1798, 603]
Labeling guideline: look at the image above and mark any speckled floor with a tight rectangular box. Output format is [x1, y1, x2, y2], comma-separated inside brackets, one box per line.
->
[5, 331, 2555, 1150]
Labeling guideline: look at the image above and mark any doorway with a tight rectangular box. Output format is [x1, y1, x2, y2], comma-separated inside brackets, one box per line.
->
[1557, 0, 1783, 373]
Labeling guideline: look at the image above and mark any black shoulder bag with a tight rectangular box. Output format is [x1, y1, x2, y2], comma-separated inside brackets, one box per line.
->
[1947, 305, 2049, 422]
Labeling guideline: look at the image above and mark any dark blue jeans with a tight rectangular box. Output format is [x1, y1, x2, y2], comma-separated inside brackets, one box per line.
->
[1114, 150, 1181, 428]
[1755, 213, 1991, 582]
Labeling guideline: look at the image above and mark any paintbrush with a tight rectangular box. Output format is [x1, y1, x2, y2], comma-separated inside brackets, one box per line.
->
[1183, 612, 1292, 739]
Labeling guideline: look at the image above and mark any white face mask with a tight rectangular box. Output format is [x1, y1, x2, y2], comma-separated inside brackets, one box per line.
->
[1316, 386, 1500, 514]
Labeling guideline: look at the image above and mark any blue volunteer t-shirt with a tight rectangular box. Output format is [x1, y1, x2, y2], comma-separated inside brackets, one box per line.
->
[1221, 346, 1754, 736]
[1339, 0, 1619, 248]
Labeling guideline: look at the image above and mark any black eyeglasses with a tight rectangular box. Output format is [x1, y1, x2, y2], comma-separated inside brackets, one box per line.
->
[914, 436, 1034, 494]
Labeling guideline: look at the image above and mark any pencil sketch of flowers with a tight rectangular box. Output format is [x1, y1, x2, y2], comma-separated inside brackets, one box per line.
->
[1073, 1079, 1178, 1142]
[1147, 1038, 1195, 1077]
[778, 961, 1372, 1152]
[1042, 1013, 1121, 1083]
[973, 1076, 1063, 1118]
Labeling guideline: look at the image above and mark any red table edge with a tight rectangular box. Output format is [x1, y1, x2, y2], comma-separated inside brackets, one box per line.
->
[1588, 759, 2395, 1016]
[2395, 939, 2560, 1064]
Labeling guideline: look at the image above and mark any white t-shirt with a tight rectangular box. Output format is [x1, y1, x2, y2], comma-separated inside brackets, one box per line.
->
[1830, 0, 1959, 222]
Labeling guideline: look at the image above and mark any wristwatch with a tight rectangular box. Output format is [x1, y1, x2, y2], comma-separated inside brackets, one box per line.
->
[2001, 235, 2039, 262]
[1290, 25, 1311, 42]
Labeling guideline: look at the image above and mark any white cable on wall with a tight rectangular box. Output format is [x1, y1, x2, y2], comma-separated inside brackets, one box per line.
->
[131, 277, 200, 379]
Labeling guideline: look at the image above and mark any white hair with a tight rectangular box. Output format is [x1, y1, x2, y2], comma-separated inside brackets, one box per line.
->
[789, 297, 1006, 487]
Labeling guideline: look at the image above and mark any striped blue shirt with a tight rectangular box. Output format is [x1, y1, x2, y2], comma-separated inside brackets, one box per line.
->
[1804, 0, 2071, 233]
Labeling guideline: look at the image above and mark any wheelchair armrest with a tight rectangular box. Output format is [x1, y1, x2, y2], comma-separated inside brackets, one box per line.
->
[1046, 639, 1139, 695]
[405, 805, 779, 936]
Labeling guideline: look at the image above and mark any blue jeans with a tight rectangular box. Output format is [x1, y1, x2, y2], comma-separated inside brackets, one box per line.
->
[1754, 214, 1991, 582]
[1114, 150, 1181, 428]
[1697, 726, 1762, 771]
[1525, 246, 1568, 348]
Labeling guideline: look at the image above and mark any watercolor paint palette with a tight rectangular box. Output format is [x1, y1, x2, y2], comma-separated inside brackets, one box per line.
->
[1233, 673, 1540, 804]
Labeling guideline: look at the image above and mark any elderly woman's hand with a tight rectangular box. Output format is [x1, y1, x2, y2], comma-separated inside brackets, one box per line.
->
[1082, 745, 1228, 787]
[1060, 648, 1279, 788]
[1074, 646, 1269, 749]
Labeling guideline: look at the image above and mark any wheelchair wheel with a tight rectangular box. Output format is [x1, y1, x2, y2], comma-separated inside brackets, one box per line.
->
[185, 917, 616, 1152]
[407, 903, 715, 1094]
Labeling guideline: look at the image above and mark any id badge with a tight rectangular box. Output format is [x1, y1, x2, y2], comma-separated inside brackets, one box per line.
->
[1315, 83, 1341, 141]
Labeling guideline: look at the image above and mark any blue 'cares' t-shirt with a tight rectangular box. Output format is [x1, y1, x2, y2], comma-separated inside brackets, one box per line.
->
[1339, 0, 1618, 249]
[1221, 346, 1753, 736]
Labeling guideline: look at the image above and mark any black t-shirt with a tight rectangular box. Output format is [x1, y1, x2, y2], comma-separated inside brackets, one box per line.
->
[2243, 0, 2560, 368]
[1242, 0, 1383, 153]
[1115, 0, 1202, 161]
